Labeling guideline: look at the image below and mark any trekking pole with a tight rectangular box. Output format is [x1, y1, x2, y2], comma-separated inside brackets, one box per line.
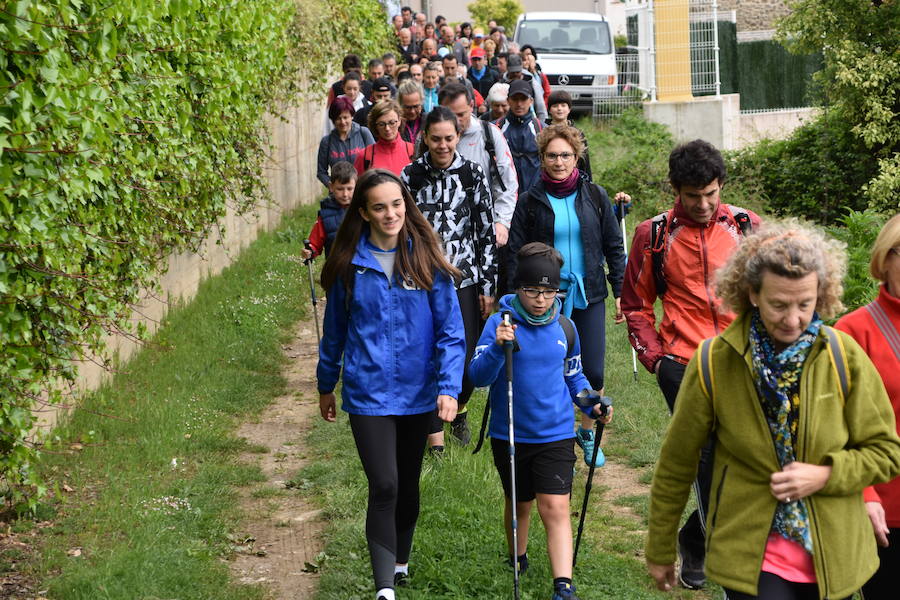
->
[617, 197, 639, 382]
[573, 393, 613, 568]
[303, 239, 321, 346]
[501, 310, 520, 600]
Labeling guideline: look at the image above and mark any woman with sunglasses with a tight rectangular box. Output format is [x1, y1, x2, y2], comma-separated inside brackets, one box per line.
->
[354, 100, 416, 176]
[506, 124, 626, 468]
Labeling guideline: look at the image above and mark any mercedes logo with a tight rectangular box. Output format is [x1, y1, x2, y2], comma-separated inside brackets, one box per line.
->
[558, 74, 570, 85]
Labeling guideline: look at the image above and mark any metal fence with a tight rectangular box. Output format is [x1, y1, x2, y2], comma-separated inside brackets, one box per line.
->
[593, 0, 721, 120]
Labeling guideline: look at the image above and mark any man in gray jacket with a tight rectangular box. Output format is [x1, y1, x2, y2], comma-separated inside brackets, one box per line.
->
[438, 82, 518, 248]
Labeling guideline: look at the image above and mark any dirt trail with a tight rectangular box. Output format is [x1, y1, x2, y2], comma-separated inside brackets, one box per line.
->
[230, 308, 325, 599]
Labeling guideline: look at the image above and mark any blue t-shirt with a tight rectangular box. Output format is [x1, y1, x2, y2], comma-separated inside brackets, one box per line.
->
[548, 191, 585, 290]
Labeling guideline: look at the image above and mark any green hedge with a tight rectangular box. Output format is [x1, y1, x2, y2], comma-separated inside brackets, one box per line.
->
[0, 0, 391, 510]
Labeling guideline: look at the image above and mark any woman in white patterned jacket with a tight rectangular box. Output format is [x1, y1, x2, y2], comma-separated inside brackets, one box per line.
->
[402, 105, 496, 453]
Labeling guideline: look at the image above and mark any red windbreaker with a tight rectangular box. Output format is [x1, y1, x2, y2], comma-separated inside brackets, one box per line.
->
[621, 200, 761, 371]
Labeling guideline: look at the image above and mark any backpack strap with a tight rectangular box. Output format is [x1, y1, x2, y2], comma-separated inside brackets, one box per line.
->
[697, 337, 716, 401]
[481, 120, 506, 192]
[559, 314, 576, 357]
[649, 210, 673, 297]
[822, 325, 850, 403]
[864, 300, 900, 362]
[363, 144, 374, 171]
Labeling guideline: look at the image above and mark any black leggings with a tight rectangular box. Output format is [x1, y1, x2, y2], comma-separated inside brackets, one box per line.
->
[349, 412, 431, 591]
[724, 572, 850, 600]
[429, 285, 481, 434]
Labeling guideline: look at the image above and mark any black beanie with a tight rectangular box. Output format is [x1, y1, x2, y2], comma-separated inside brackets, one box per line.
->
[514, 251, 561, 289]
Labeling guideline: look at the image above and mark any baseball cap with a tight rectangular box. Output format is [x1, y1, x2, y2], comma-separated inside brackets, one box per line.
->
[470, 47, 486, 59]
[507, 54, 524, 73]
[508, 79, 533, 99]
[372, 78, 392, 94]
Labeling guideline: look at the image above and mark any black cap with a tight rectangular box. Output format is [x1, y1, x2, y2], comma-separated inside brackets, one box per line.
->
[372, 78, 392, 93]
[514, 252, 561, 289]
[508, 79, 533, 99]
[507, 53, 524, 73]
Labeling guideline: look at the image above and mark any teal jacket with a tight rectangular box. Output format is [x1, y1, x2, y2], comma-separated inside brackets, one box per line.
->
[646, 311, 900, 599]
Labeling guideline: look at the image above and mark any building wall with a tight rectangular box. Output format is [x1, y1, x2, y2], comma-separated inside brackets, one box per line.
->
[718, 0, 790, 31]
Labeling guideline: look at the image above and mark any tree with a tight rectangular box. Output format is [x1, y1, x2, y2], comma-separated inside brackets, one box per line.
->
[778, 0, 900, 211]
[467, 0, 524, 32]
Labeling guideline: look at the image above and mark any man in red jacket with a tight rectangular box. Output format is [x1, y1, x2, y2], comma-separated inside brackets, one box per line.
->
[621, 139, 761, 590]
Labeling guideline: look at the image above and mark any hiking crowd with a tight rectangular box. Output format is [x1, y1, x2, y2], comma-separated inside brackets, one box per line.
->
[306, 7, 900, 600]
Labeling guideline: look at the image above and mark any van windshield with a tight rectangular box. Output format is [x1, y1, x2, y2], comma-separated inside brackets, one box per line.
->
[517, 20, 612, 55]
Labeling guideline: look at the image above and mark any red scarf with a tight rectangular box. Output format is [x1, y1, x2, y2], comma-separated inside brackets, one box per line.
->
[541, 168, 580, 197]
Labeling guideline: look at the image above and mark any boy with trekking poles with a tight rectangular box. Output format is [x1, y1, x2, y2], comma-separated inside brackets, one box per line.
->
[469, 242, 613, 600]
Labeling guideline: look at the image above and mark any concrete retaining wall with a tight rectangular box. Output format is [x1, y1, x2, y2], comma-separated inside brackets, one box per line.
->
[41, 95, 325, 430]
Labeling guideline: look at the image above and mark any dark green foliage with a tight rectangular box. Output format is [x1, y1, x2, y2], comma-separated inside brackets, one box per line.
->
[0, 0, 392, 508]
[726, 111, 880, 225]
[827, 210, 884, 312]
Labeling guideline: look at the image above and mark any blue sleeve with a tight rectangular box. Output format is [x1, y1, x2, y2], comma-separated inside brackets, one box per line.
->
[316, 278, 348, 394]
[361, 126, 375, 145]
[429, 271, 466, 398]
[468, 314, 506, 388]
[317, 136, 331, 187]
[563, 323, 593, 415]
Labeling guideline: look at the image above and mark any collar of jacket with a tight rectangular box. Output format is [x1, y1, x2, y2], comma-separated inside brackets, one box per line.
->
[672, 198, 736, 229]
[420, 151, 464, 175]
[718, 310, 831, 371]
[375, 135, 405, 150]
[352, 231, 412, 272]
[507, 111, 534, 126]
[877, 282, 900, 315]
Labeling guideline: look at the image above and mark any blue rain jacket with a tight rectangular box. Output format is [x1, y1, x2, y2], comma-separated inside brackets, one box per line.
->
[469, 294, 592, 443]
[317, 233, 466, 416]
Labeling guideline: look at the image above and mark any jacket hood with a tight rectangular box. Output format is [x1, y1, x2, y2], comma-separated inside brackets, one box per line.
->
[497, 293, 562, 326]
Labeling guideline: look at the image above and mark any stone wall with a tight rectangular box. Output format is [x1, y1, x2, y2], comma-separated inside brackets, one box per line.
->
[718, 0, 790, 31]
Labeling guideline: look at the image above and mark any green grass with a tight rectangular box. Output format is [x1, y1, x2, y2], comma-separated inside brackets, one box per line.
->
[296, 299, 709, 600]
[23, 202, 320, 599]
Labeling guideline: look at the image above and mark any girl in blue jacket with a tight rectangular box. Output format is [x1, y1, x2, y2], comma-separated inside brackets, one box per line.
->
[317, 169, 466, 600]
[469, 242, 613, 600]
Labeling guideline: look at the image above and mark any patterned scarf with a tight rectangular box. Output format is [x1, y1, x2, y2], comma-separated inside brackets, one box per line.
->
[510, 295, 559, 326]
[749, 309, 823, 553]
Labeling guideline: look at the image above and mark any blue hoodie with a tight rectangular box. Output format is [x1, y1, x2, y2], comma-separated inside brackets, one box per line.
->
[469, 294, 592, 443]
[317, 232, 466, 416]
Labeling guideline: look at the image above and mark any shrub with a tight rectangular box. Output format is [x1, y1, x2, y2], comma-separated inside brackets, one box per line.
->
[726, 111, 880, 225]
[827, 209, 884, 312]
[467, 0, 524, 32]
[0, 0, 392, 510]
[583, 109, 765, 223]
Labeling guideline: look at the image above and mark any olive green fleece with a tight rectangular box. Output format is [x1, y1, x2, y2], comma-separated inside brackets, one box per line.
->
[646, 311, 900, 599]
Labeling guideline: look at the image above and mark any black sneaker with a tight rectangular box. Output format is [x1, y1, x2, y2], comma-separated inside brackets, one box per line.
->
[450, 413, 471, 445]
[506, 553, 528, 575]
[394, 571, 409, 587]
[677, 526, 706, 589]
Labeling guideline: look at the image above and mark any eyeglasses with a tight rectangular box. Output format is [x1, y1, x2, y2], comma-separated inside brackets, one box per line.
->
[519, 287, 559, 299]
[543, 152, 576, 162]
[375, 119, 400, 129]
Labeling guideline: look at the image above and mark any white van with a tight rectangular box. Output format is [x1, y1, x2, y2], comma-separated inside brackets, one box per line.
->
[513, 12, 617, 114]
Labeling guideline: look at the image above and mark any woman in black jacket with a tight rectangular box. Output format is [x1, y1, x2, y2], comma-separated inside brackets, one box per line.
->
[507, 124, 625, 468]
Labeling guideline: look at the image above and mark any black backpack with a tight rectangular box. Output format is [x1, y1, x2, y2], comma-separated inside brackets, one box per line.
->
[649, 207, 753, 297]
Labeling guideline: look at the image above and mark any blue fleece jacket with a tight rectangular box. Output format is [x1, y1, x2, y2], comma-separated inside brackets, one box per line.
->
[469, 294, 592, 443]
[317, 232, 466, 416]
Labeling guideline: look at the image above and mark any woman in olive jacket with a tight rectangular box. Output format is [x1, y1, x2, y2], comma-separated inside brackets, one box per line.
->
[646, 222, 900, 600]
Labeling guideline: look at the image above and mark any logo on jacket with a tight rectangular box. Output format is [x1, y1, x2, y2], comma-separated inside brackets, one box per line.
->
[558, 74, 570, 85]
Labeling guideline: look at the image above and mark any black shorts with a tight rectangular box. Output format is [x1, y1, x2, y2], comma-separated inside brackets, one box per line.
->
[490, 437, 575, 502]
